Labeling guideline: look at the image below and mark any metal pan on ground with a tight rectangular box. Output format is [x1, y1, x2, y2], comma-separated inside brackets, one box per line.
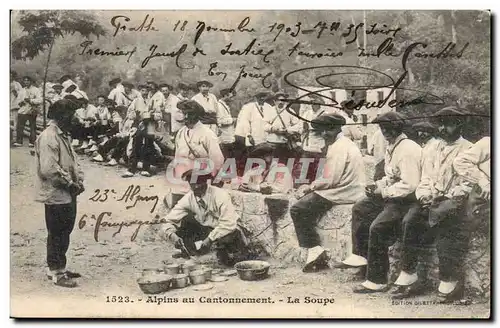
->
[234, 260, 271, 281]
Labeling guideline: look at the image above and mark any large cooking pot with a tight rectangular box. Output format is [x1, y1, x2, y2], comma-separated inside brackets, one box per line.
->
[234, 260, 270, 281]
[137, 273, 172, 294]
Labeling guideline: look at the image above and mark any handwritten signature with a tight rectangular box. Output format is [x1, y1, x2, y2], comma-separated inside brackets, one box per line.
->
[281, 38, 462, 122]
[78, 212, 166, 242]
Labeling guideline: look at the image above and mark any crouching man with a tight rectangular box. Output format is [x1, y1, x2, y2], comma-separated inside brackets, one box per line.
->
[290, 114, 366, 273]
[160, 169, 248, 266]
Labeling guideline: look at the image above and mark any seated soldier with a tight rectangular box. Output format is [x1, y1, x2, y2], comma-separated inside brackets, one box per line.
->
[340, 112, 422, 294]
[160, 170, 249, 266]
[238, 143, 293, 195]
[290, 114, 366, 273]
[93, 109, 138, 166]
[391, 108, 471, 300]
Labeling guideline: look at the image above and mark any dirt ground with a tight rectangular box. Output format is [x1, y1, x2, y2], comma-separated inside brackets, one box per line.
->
[9, 147, 490, 318]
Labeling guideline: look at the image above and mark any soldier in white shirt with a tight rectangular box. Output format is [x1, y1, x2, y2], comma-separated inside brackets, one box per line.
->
[158, 83, 181, 135]
[217, 88, 236, 160]
[107, 78, 130, 107]
[191, 80, 219, 134]
[340, 112, 422, 294]
[298, 95, 333, 185]
[235, 91, 272, 176]
[73, 98, 99, 152]
[392, 109, 471, 300]
[14, 76, 43, 147]
[10, 71, 23, 143]
[161, 170, 248, 266]
[263, 92, 303, 163]
[291, 114, 366, 273]
[171, 100, 225, 191]
[340, 100, 364, 142]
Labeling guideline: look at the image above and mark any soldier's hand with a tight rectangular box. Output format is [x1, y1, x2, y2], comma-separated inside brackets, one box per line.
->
[170, 234, 183, 249]
[479, 183, 490, 201]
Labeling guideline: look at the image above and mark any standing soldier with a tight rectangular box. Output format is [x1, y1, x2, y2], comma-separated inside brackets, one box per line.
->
[191, 80, 219, 134]
[217, 88, 236, 161]
[14, 76, 42, 148]
[35, 98, 84, 288]
[263, 92, 303, 164]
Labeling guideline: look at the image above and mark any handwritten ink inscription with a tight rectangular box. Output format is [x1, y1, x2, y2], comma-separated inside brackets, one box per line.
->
[88, 184, 159, 213]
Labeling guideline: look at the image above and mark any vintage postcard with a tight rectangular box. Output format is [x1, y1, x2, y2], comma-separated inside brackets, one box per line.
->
[10, 9, 491, 318]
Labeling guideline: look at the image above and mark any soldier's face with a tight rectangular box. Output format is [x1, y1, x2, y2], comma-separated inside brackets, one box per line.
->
[140, 88, 149, 98]
[22, 78, 31, 87]
[190, 182, 208, 197]
[199, 85, 209, 94]
[161, 87, 170, 98]
[439, 120, 461, 141]
[97, 97, 105, 105]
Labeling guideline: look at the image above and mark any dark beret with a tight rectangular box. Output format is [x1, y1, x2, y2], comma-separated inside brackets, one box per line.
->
[59, 75, 71, 84]
[122, 82, 134, 89]
[22, 76, 34, 82]
[109, 77, 121, 86]
[182, 169, 213, 184]
[96, 94, 107, 99]
[255, 90, 271, 98]
[177, 100, 205, 116]
[52, 84, 64, 90]
[137, 84, 149, 90]
[270, 91, 289, 100]
[434, 106, 466, 123]
[412, 121, 437, 132]
[47, 99, 80, 120]
[196, 80, 213, 88]
[177, 82, 189, 90]
[372, 111, 406, 129]
[159, 83, 173, 90]
[219, 88, 234, 98]
[311, 114, 346, 131]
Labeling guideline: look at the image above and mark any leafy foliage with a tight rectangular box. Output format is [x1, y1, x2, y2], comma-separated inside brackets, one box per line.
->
[11, 10, 106, 60]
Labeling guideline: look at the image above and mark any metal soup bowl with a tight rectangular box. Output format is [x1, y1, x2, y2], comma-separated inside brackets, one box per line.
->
[172, 274, 189, 289]
[189, 270, 207, 285]
[234, 260, 271, 281]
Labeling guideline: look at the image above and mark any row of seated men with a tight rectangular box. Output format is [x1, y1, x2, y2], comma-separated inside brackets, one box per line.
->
[158, 105, 490, 304]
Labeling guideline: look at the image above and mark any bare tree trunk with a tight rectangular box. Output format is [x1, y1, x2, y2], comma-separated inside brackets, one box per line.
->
[42, 37, 55, 128]
[451, 11, 457, 43]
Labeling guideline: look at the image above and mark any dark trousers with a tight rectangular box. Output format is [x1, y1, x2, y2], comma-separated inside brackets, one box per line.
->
[400, 203, 435, 273]
[98, 136, 129, 160]
[129, 132, 155, 173]
[72, 123, 98, 141]
[220, 142, 235, 161]
[16, 113, 37, 144]
[44, 199, 77, 271]
[373, 160, 386, 181]
[352, 195, 416, 284]
[290, 192, 334, 248]
[431, 197, 471, 282]
[176, 215, 246, 257]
